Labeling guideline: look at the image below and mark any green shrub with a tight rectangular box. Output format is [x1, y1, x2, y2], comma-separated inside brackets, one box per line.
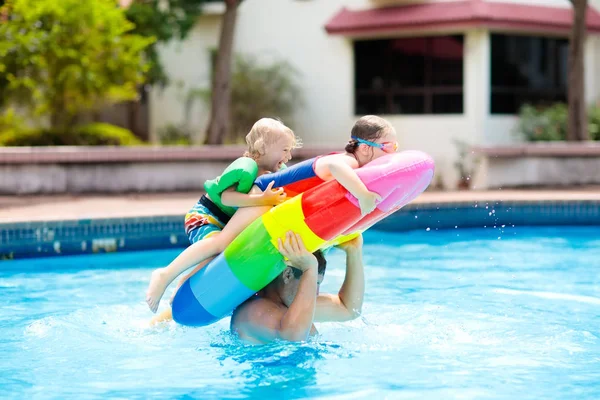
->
[0, 108, 26, 134]
[516, 103, 568, 142]
[0, 123, 143, 146]
[588, 103, 600, 141]
[75, 123, 144, 146]
[188, 54, 304, 143]
[229, 55, 304, 141]
[158, 123, 193, 145]
[0, 0, 153, 130]
[517, 102, 600, 141]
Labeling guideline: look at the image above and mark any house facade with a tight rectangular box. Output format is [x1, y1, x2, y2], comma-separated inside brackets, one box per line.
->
[150, 0, 600, 188]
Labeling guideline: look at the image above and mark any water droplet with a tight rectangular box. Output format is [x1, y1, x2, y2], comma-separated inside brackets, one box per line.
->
[426, 228, 431, 231]
[501, 225, 506, 228]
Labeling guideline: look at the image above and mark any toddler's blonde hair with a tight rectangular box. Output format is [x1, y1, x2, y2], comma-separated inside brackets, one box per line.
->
[244, 118, 302, 159]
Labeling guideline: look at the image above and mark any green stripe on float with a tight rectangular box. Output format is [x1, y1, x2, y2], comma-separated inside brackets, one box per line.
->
[224, 218, 286, 292]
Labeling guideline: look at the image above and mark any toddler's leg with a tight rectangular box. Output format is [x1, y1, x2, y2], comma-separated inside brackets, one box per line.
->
[146, 204, 270, 312]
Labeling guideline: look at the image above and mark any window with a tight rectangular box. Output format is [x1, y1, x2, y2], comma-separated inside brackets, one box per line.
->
[491, 34, 568, 114]
[354, 35, 464, 115]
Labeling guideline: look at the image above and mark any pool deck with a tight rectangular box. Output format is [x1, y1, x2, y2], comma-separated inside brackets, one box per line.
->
[1, 188, 600, 223]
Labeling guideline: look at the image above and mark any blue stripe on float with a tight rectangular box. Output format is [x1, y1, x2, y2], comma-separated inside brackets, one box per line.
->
[187, 252, 256, 320]
[171, 278, 217, 327]
[253, 157, 317, 191]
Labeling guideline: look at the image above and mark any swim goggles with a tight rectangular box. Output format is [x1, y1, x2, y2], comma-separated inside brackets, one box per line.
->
[351, 137, 398, 153]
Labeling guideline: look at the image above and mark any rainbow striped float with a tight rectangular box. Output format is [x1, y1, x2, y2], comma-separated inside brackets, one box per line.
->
[172, 150, 435, 326]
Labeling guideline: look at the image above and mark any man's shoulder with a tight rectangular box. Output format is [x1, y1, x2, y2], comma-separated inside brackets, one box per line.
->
[233, 296, 281, 320]
[231, 296, 285, 332]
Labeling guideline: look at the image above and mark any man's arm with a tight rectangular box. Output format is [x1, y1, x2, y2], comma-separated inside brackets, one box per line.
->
[234, 232, 320, 343]
[314, 235, 365, 322]
[277, 267, 318, 341]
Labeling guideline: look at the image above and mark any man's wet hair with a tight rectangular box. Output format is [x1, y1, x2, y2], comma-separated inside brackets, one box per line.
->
[290, 249, 327, 278]
[314, 249, 327, 275]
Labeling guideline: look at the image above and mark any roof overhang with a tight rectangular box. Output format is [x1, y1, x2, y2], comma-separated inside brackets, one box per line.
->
[325, 1, 600, 36]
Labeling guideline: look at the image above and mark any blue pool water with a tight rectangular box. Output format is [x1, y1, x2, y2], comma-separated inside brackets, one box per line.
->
[1, 226, 599, 399]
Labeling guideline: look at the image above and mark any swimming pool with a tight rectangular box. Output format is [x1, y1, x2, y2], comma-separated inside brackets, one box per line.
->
[1, 226, 599, 399]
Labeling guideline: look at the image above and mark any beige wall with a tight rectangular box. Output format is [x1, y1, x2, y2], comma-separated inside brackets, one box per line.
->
[234, 0, 367, 146]
[150, 0, 600, 189]
[149, 14, 222, 143]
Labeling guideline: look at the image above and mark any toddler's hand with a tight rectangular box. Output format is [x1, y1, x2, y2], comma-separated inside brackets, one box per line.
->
[260, 180, 287, 206]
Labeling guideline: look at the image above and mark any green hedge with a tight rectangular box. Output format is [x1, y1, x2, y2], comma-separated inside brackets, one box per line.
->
[517, 103, 600, 141]
[0, 123, 143, 146]
[589, 104, 600, 141]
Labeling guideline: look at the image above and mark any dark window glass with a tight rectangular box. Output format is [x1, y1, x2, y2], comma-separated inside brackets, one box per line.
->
[491, 34, 568, 114]
[354, 35, 464, 115]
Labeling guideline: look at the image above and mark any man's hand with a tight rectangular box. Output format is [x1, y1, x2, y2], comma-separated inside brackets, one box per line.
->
[335, 234, 363, 253]
[278, 231, 317, 272]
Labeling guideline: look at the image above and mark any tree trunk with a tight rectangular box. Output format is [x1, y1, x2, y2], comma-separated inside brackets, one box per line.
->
[128, 100, 140, 137]
[567, 0, 589, 141]
[50, 113, 61, 131]
[204, 0, 239, 145]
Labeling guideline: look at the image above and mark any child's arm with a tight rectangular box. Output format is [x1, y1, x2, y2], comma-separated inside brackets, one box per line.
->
[315, 155, 380, 215]
[221, 181, 286, 207]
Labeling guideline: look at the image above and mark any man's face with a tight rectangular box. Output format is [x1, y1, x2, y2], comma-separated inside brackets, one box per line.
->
[279, 266, 324, 307]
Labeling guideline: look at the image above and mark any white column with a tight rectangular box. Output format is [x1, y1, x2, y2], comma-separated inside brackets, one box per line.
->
[464, 28, 490, 145]
[464, 29, 491, 189]
[585, 35, 599, 106]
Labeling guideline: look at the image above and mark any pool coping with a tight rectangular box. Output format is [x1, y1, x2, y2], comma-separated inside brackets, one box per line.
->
[1, 190, 599, 260]
[2, 190, 600, 224]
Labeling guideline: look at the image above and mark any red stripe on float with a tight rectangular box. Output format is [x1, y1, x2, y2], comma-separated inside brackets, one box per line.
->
[283, 176, 325, 198]
[342, 209, 386, 234]
[301, 180, 363, 240]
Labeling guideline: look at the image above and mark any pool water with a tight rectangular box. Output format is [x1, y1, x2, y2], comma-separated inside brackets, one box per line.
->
[1, 226, 599, 399]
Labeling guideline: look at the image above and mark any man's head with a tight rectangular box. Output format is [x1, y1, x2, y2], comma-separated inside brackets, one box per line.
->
[274, 250, 327, 307]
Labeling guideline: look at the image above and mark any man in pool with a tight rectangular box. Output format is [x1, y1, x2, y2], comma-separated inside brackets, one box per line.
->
[230, 231, 365, 344]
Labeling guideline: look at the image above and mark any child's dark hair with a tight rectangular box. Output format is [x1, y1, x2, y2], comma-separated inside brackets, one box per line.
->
[345, 115, 394, 154]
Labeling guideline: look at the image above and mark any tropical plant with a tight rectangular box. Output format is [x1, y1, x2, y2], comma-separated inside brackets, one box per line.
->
[0, 0, 153, 132]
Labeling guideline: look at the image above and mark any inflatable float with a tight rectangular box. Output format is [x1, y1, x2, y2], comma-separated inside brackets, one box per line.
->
[172, 150, 435, 326]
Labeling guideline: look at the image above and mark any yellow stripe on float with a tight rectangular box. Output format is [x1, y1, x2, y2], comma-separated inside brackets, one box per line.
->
[321, 231, 361, 249]
[261, 194, 325, 253]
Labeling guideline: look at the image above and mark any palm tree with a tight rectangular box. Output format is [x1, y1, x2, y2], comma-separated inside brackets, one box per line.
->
[205, 0, 240, 144]
[567, 0, 589, 141]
